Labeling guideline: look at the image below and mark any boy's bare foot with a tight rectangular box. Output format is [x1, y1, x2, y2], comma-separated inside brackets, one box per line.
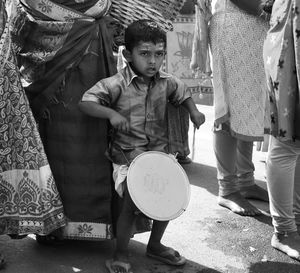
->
[271, 231, 300, 261]
[218, 192, 262, 216]
[239, 184, 269, 202]
[105, 252, 133, 273]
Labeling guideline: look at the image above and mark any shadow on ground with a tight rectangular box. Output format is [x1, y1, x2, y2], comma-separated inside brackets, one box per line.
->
[182, 162, 218, 194]
[1, 235, 223, 273]
[249, 261, 300, 273]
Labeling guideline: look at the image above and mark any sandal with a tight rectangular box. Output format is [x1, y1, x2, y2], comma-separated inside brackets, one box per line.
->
[36, 234, 64, 246]
[146, 247, 186, 266]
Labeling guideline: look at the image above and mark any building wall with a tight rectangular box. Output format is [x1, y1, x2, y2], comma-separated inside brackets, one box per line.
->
[166, 0, 213, 105]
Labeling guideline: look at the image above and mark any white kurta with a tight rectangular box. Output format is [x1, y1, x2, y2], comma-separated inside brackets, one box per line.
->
[209, 0, 270, 140]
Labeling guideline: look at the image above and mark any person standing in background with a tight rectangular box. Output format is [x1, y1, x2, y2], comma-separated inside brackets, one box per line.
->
[263, 0, 300, 261]
[12, 0, 117, 242]
[0, 0, 66, 267]
[192, 0, 270, 216]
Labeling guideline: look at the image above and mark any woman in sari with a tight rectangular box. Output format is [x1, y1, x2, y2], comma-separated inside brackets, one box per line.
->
[0, 0, 66, 266]
[12, 0, 118, 242]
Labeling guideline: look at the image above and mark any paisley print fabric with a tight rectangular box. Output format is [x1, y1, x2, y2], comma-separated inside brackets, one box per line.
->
[0, 0, 66, 235]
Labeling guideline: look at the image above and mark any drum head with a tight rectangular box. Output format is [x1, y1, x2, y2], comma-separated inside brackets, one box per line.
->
[127, 151, 190, 221]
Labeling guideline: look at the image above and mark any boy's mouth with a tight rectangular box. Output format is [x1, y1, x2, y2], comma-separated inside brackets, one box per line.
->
[147, 67, 156, 73]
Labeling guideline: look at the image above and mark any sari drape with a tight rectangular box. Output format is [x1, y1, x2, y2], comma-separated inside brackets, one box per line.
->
[13, 0, 117, 240]
[0, 0, 66, 235]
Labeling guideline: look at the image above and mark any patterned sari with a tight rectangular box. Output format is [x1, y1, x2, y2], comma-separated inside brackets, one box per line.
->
[13, 0, 117, 240]
[0, 0, 66, 235]
[263, 0, 300, 144]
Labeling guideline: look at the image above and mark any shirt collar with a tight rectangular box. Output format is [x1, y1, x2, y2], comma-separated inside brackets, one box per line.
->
[122, 64, 170, 86]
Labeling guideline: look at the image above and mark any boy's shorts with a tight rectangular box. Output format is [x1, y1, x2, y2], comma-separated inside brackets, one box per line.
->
[112, 163, 128, 197]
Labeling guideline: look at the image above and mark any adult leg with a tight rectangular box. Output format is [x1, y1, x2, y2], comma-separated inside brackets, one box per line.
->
[267, 136, 300, 260]
[214, 130, 261, 216]
[237, 139, 269, 202]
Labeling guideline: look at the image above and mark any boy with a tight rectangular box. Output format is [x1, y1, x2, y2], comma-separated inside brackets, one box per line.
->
[79, 19, 205, 273]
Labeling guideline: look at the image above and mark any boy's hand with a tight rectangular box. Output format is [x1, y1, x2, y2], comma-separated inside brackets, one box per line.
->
[190, 110, 205, 129]
[109, 113, 130, 132]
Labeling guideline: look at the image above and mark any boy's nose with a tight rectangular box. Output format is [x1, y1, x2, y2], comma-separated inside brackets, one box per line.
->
[149, 55, 156, 64]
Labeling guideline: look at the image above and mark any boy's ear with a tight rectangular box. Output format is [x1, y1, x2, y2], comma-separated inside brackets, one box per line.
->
[122, 49, 132, 62]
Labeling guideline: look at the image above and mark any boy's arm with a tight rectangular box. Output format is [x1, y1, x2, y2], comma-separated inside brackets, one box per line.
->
[181, 97, 205, 129]
[79, 101, 130, 132]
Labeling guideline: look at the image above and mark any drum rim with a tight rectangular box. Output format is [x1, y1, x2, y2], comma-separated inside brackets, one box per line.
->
[127, 151, 191, 221]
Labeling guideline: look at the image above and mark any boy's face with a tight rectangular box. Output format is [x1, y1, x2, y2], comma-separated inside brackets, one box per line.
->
[124, 41, 166, 81]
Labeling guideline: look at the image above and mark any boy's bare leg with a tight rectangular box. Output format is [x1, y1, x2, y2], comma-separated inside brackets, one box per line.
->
[240, 184, 269, 202]
[147, 220, 186, 265]
[111, 186, 137, 273]
[147, 220, 169, 252]
[218, 191, 262, 216]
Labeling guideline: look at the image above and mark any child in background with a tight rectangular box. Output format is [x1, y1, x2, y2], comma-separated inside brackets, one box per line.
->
[79, 19, 205, 273]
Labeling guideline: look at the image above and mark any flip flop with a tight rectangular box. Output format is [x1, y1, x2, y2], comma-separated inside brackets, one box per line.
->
[146, 247, 186, 266]
[105, 259, 133, 273]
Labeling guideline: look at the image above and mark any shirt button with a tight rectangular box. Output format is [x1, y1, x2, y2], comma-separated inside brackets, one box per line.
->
[146, 113, 151, 119]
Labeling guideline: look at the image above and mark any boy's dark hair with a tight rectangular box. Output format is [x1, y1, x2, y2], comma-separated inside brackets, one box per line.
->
[124, 19, 166, 52]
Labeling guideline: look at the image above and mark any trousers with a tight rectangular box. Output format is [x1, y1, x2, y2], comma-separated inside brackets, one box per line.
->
[267, 136, 300, 233]
[213, 129, 255, 196]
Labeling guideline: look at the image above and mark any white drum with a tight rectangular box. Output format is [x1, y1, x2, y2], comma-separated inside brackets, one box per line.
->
[127, 151, 191, 221]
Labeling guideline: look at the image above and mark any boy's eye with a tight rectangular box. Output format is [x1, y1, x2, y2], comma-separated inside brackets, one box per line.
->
[140, 52, 165, 57]
[155, 52, 165, 57]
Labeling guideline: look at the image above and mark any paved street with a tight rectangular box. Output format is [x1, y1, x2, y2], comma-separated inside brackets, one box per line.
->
[1, 105, 300, 273]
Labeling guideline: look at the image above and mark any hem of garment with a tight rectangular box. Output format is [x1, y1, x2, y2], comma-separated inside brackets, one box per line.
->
[214, 116, 264, 142]
[0, 212, 66, 236]
[273, 227, 298, 233]
[61, 221, 113, 240]
[218, 188, 240, 197]
[272, 215, 298, 233]
[269, 135, 300, 148]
